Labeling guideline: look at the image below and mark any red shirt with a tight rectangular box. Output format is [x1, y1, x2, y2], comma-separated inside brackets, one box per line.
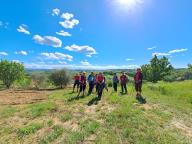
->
[134, 72, 143, 82]
[74, 76, 80, 81]
[120, 75, 127, 84]
[97, 75, 104, 83]
[80, 76, 86, 85]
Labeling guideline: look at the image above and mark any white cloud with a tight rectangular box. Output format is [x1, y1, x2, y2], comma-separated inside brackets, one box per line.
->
[0, 21, 9, 29]
[17, 24, 30, 35]
[61, 13, 74, 20]
[86, 55, 92, 58]
[80, 60, 91, 66]
[168, 48, 188, 54]
[152, 48, 188, 57]
[152, 52, 170, 57]
[15, 51, 28, 56]
[59, 19, 79, 29]
[58, 61, 67, 65]
[147, 46, 156, 50]
[12, 60, 22, 63]
[0, 52, 8, 56]
[25, 63, 140, 70]
[56, 30, 71, 37]
[40, 52, 73, 61]
[33, 35, 62, 48]
[126, 58, 134, 61]
[65, 44, 97, 56]
[52, 8, 60, 16]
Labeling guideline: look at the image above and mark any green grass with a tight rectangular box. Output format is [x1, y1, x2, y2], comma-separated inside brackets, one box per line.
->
[59, 113, 73, 122]
[0, 106, 18, 118]
[26, 102, 57, 118]
[0, 81, 192, 143]
[17, 123, 43, 138]
[39, 125, 64, 144]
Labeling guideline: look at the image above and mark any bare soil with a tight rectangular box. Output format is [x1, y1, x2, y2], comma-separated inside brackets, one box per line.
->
[0, 90, 49, 105]
[171, 119, 192, 138]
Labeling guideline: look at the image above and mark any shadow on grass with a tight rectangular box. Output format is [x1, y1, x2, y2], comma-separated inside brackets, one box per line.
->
[136, 95, 147, 104]
[67, 95, 86, 102]
[87, 97, 100, 106]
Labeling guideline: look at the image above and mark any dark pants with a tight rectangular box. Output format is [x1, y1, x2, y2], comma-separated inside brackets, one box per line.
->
[96, 83, 98, 92]
[113, 83, 118, 92]
[88, 81, 94, 95]
[79, 84, 86, 92]
[73, 80, 79, 91]
[135, 82, 142, 92]
[121, 83, 127, 93]
[97, 83, 105, 100]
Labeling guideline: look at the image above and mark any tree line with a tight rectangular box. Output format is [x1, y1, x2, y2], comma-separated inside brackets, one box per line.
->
[0, 60, 70, 89]
[0, 57, 192, 89]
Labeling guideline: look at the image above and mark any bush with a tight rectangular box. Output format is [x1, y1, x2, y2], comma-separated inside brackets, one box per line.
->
[49, 69, 70, 88]
[182, 71, 192, 80]
[0, 60, 25, 89]
[15, 74, 32, 89]
[107, 80, 113, 87]
[31, 74, 47, 90]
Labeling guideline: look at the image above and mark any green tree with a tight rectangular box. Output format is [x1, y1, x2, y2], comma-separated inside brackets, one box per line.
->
[49, 69, 70, 88]
[141, 56, 173, 83]
[159, 56, 173, 79]
[0, 60, 25, 88]
[188, 64, 192, 71]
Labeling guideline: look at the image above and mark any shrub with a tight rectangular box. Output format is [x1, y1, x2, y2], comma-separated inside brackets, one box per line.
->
[49, 69, 70, 88]
[0, 60, 25, 89]
[182, 71, 192, 80]
[31, 74, 46, 89]
[15, 74, 32, 89]
[107, 80, 113, 87]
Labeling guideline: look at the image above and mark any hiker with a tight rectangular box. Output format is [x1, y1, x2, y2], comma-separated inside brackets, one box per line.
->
[94, 74, 98, 93]
[72, 73, 80, 93]
[77, 72, 86, 97]
[134, 68, 143, 97]
[87, 72, 95, 96]
[120, 72, 128, 94]
[96, 72, 105, 101]
[112, 73, 119, 92]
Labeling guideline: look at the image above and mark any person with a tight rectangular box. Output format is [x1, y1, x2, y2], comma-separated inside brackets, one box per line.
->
[87, 72, 95, 96]
[134, 68, 146, 104]
[96, 72, 105, 101]
[77, 72, 86, 97]
[94, 74, 98, 93]
[120, 72, 128, 94]
[134, 68, 143, 97]
[112, 73, 119, 92]
[72, 73, 80, 93]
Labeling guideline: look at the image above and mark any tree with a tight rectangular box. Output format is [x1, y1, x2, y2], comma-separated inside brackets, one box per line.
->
[0, 60, 25, 88]
[49, 69, 70, 88]
[188, 64, 192, 71]
[31, 74, 46, 90]
[141, 56, 173, 83]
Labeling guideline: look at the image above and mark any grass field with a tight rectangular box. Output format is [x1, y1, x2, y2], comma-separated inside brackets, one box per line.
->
[0, 81, 192, 144]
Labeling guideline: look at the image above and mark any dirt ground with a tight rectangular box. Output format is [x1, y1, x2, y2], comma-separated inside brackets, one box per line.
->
[0, 90, 49, 105]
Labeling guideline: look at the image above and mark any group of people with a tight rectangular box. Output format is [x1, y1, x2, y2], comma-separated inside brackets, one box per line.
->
[72, 68, 144, 102]
[72, 72, 107, 101]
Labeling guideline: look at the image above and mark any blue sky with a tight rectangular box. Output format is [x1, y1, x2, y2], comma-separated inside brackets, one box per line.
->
[0, 0, 191, 69]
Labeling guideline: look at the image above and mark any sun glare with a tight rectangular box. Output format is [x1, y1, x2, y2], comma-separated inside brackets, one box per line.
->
[115, 0, 144, 11]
